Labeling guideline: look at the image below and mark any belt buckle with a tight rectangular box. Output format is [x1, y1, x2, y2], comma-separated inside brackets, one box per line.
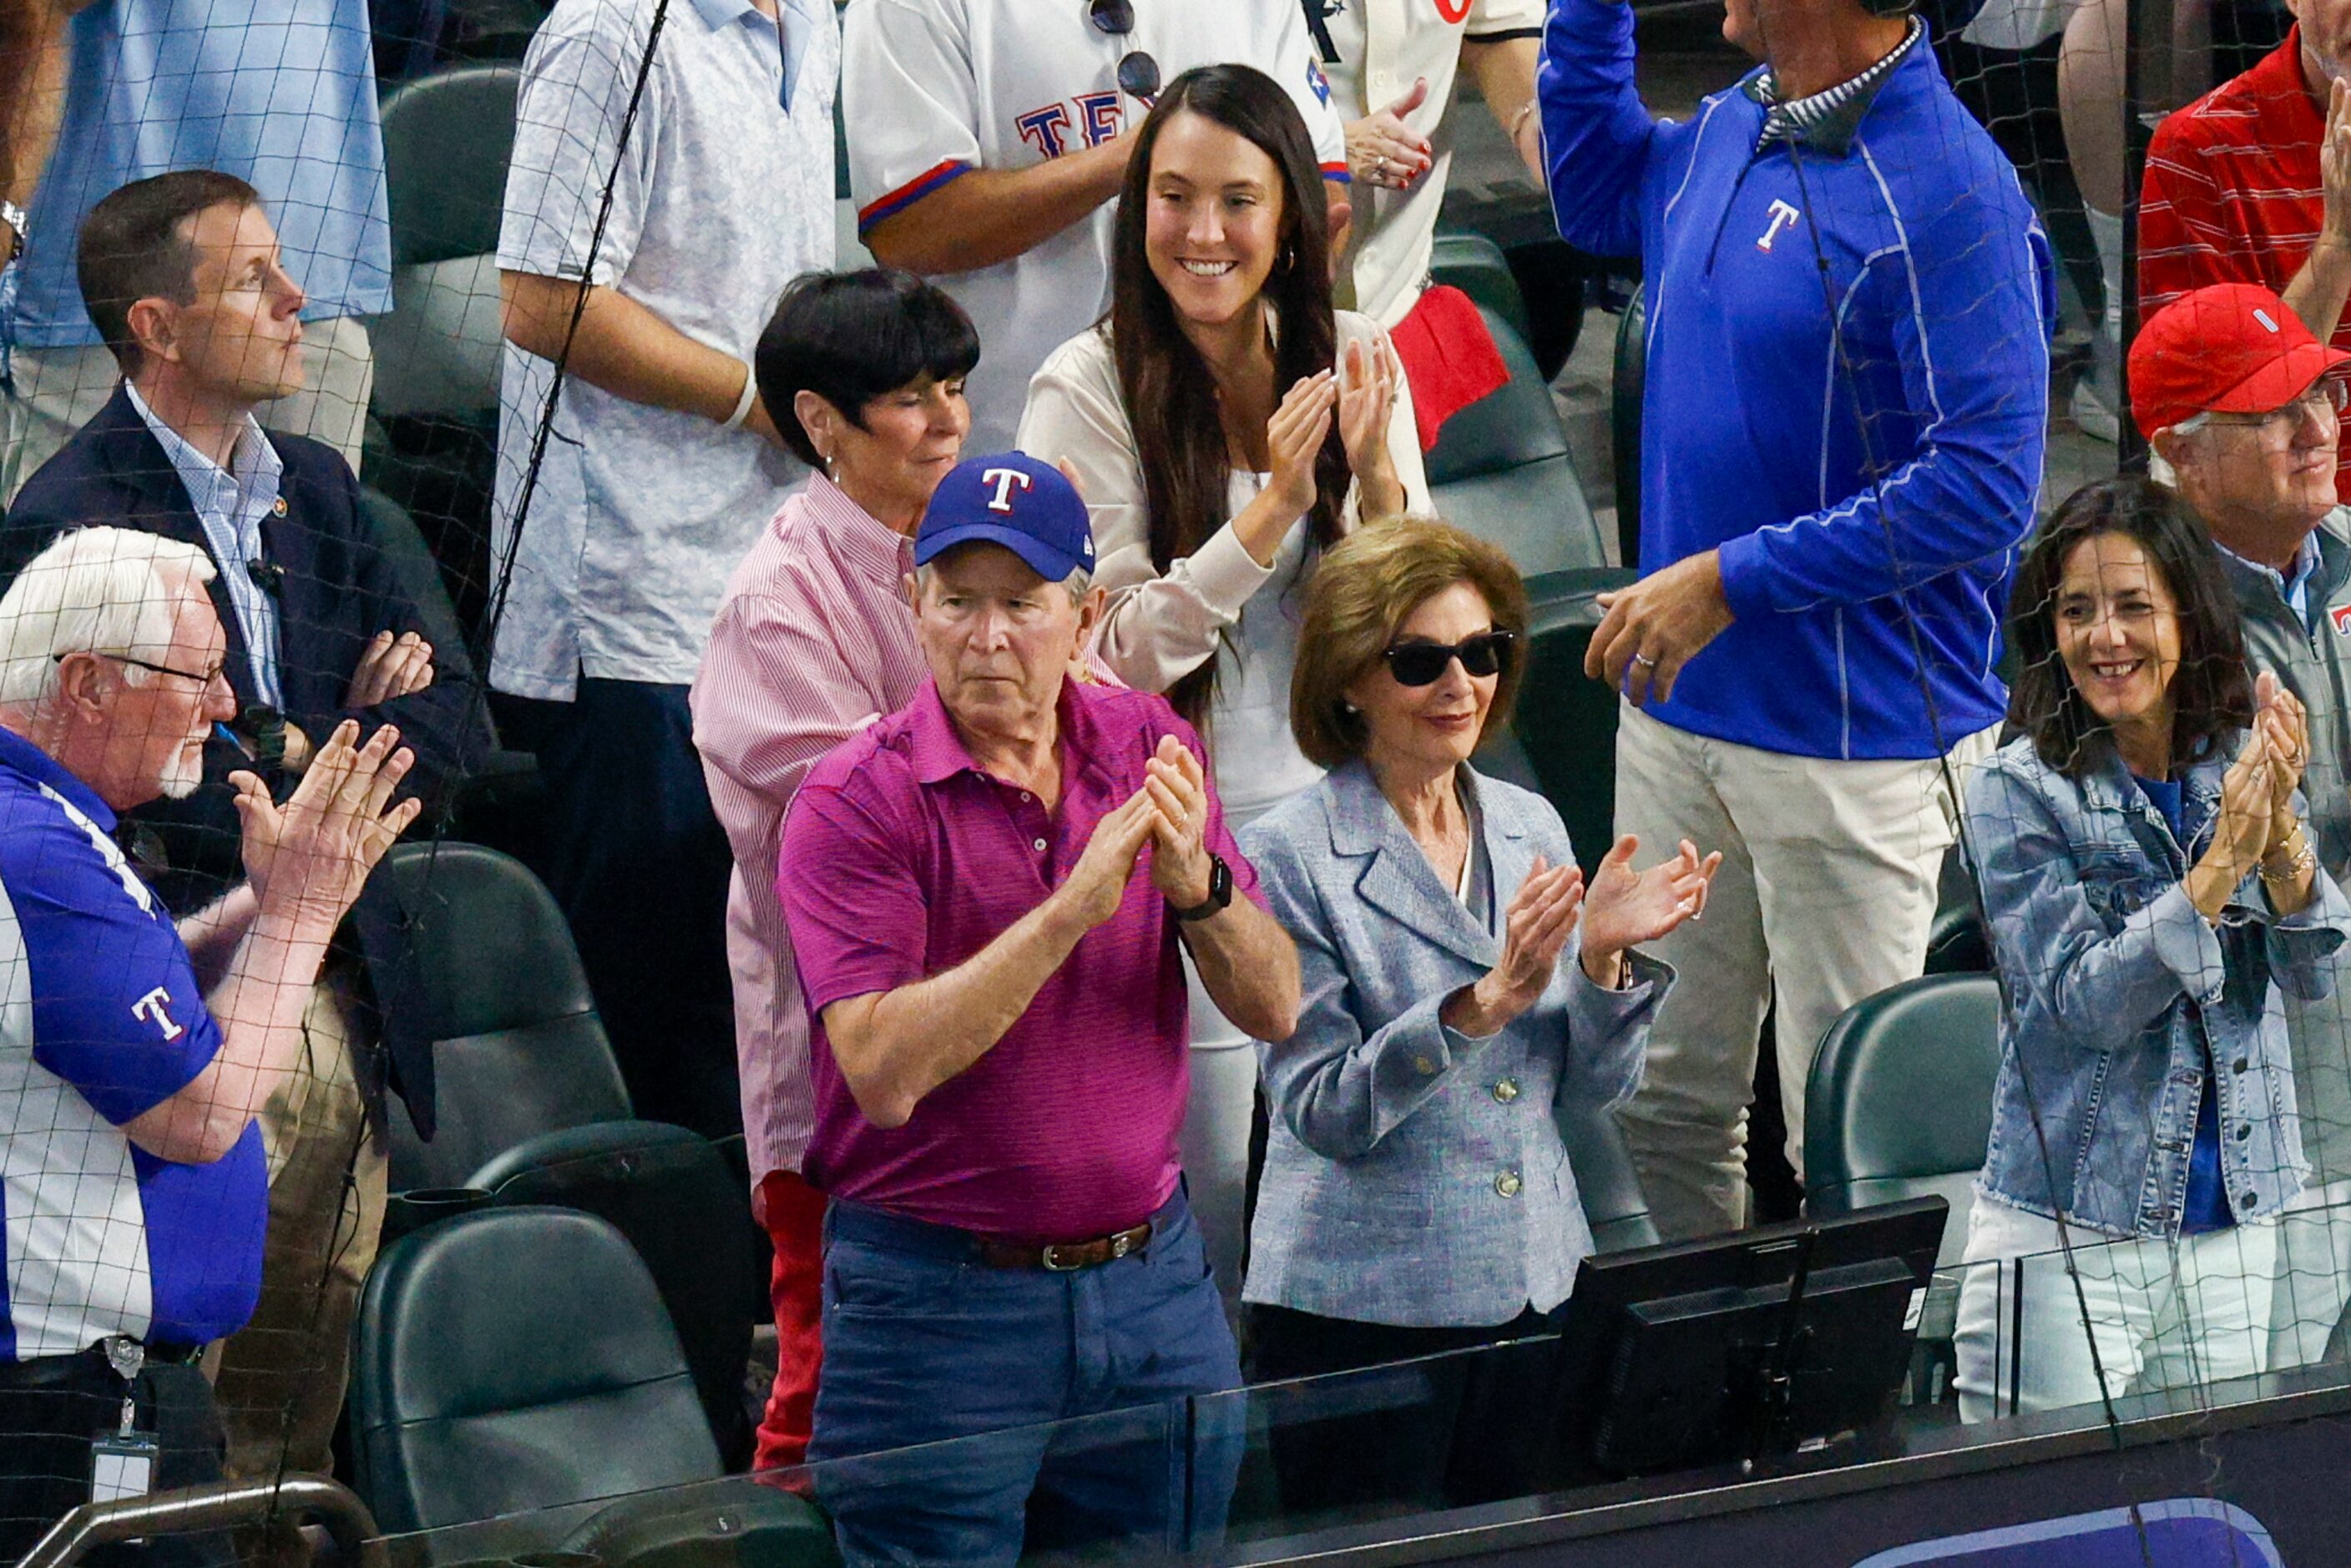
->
[1041, 1243, 1085, 1272]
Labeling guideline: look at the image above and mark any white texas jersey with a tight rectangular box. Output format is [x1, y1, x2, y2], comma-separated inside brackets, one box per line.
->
[842, 0, 1349, 452]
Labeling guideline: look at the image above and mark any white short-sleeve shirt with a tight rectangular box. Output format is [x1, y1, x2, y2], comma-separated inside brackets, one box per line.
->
[1316, 0, 1546, 327]
[842, 0, 1350, 453]
[492, 0, 837, 701]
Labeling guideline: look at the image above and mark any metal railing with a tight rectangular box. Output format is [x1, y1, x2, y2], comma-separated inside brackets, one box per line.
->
[17, 1476, 385, 1568]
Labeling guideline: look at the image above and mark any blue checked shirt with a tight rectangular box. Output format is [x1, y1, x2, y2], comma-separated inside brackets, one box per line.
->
[124, 386, 286, 710]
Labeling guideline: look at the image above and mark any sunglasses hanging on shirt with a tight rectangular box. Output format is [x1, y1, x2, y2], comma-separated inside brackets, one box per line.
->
[1383, 631, 1517, 688]
[247, 559, 285, 598]
[1298, 0, 1343, 64]
[1086, 0, 1159, 104]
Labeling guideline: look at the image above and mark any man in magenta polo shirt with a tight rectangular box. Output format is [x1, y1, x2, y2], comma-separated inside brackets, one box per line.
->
[778, 453, 1300, 1562]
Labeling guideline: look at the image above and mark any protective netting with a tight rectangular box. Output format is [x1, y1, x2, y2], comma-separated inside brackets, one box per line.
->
[0, 0, 2348, 1562]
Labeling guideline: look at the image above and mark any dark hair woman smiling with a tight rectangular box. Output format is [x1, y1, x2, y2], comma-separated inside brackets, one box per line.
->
[1954, 476, 2351, 1423]
[1018, 62, 1430, 827]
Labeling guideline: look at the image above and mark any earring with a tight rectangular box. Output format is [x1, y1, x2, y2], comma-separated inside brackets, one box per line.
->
[1278, 245, 1297, 275]
[1339, 700, 1358, 715]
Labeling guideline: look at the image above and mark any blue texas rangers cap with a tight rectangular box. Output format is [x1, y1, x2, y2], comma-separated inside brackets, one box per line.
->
[913, 453, 1096, 583]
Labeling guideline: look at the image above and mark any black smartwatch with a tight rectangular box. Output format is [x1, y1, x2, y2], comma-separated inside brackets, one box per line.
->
[1171, 854, 1233, 922]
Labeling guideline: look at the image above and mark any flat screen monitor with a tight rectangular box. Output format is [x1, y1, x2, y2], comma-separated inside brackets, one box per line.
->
[1549, 1196, 1949, 1479]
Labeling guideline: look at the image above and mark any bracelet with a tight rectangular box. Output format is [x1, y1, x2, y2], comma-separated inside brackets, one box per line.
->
[1510, 100, 1540, 140]
[720, 357, 759, 432]
[2261, 829, 2318, 885]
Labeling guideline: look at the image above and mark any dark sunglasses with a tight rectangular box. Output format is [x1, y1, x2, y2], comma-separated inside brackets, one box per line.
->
[1383, 631, 1515, 688]
[1085, 2, 1160, 103]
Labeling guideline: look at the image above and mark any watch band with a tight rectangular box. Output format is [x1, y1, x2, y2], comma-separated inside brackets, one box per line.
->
[0, 200, 27, 266]
[1172, 854, 1232, 923]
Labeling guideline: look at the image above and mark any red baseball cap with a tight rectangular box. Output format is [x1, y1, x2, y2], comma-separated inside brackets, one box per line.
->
[2129, 283, 2351, 438]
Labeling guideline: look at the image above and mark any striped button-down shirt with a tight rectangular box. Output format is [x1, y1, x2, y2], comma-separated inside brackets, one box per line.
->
[1747, 15, 1924, 154]
[690, 474, 928, 1186]
[124, 383, 286, 709]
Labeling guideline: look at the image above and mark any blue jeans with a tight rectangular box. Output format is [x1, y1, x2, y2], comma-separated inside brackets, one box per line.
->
[808, 1187, 1243, 1565]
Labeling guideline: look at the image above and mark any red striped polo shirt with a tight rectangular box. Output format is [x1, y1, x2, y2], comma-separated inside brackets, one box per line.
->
[2141, 28, 2351, 498]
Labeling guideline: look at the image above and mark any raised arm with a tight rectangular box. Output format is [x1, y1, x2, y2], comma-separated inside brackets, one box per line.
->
[131, 723, 419, 1163]
[1969, 756, 2240, 1057]
[1539, 0, 1661, 259]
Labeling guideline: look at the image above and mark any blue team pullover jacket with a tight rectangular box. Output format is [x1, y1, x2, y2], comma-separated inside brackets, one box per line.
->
[1540, 0, 2055, 760]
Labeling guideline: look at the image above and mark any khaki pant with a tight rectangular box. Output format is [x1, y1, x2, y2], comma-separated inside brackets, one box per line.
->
[2, 316, 373, 499]
[1610, 702, 1993, 1241]
[210, 968, 389, 1480]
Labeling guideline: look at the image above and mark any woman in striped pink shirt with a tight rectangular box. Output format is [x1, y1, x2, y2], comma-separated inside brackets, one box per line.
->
[689, 267, 977, 1472]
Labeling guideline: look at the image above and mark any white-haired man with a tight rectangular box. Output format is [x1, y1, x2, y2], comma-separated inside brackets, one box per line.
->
[2133, 282, 2351, 1375]
[0, 527, 415, 1560]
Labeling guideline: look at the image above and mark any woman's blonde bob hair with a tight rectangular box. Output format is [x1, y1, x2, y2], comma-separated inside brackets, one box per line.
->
[1291, 518, 1531, 770]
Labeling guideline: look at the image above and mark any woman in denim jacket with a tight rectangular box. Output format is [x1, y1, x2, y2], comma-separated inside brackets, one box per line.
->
[1956, 478, 2351, 1423]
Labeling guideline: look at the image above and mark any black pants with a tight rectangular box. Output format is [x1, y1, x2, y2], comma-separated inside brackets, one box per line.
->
[1242, 1303, 1558, 1520]
[494, 680, 741, 1141]
[0, 1346, 231, 1568]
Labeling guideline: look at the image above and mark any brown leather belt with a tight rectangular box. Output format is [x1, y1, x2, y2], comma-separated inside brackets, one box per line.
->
[975, 1220, 1156, 1272]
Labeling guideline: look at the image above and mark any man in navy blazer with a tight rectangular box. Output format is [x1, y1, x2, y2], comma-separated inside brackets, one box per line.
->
[0, 169, 485, 1482]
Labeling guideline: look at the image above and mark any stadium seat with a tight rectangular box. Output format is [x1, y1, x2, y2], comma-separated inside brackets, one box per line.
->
[1425, 309, 1610, 579]
[1428, 230, 1536, 352]
[1611, 284, 1644, 569]
[1924, 848, 1990, 976]
[1803, 974, 2002, 1403]
[562, 1476, 841, 1568]
[372, 842, 633, 1191]
[371, 63, 517, 418]
[1559, 1098, 1660, 1254]
[367, 62, 519, 642]
[1802, 973, 2000, 1242]
[469, 1121, 766, 1467]
[350, 1206, 722, 1535]
[1504, 566, 1636, 876]
[1805, 982, 1993, 1241]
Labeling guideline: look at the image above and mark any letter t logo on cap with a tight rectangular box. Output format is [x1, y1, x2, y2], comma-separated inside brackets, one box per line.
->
[982, 467, 1034, 513]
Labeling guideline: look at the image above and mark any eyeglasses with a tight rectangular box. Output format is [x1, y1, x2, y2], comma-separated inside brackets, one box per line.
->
[1383, 631, 1516, 688]
[2197, 379, 2351, 433]
[1085, 0, 1159, 104]
[59, 650, 228, 688]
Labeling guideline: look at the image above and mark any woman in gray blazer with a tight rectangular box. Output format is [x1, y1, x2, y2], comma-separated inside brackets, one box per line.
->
[1238, 519, 1717, 1501]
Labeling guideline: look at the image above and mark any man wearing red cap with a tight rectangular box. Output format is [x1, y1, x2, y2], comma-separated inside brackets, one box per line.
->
[2141, 5, 2351, 502]
[2133, 280, 2351, 1373]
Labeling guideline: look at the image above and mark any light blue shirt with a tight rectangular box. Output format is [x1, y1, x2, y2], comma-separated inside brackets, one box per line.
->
[2218, 534, 2323, 638]
[10, 0, 392, 349]
[124, 384, 286, 709]
[490, 0, 834, 699]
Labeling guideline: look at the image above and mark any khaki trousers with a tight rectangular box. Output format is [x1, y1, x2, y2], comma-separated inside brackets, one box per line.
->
[1610, 702, 1993, 1241]
[210, 968, 389, 1480]
[2, 316, 373, 499]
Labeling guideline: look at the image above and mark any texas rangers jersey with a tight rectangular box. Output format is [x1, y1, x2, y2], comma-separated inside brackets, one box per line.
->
[843, 0, 1350, 451]
[0, 726, 265, 1360]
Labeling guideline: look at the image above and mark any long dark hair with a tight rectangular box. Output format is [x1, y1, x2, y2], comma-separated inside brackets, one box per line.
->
[1110, 63, 1349, 727]
[2007, 476, 2253, 779]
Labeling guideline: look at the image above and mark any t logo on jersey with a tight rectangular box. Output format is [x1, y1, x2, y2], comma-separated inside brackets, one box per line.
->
[1017, 92, 1124, 159]
[2332, 603, 2351, 637]
[1757, 200, 1802, 253]
[132, 987, 185, 1042]
[983, 468, 1034, 513]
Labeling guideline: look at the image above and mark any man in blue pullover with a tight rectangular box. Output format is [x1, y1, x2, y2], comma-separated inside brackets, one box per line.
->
[1540, 0, 2055, 1237]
